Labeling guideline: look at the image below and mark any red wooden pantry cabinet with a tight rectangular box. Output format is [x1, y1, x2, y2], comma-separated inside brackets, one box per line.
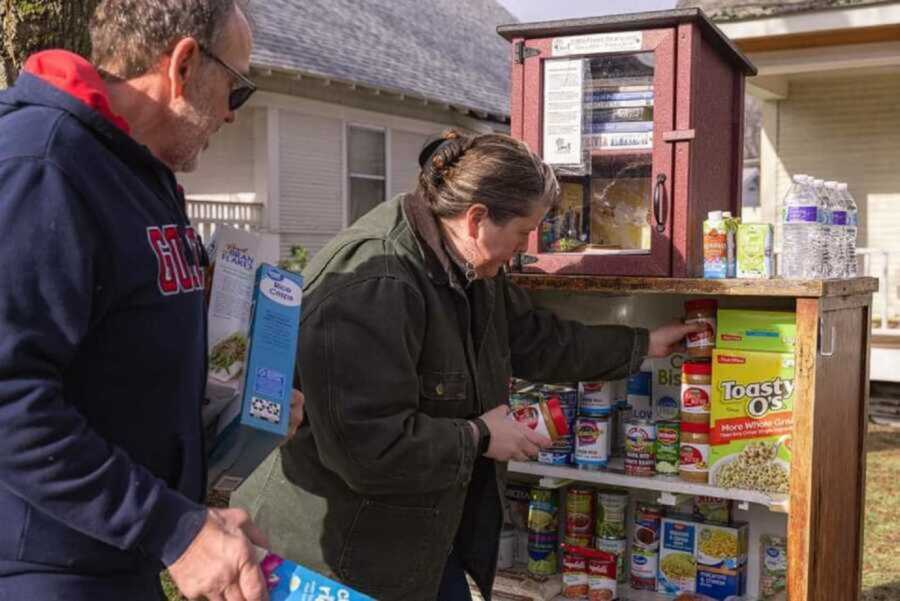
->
[488, 8, 877, 601]
[499, 9, 755, 277]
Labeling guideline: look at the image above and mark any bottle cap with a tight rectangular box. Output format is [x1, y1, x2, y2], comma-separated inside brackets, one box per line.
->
[545, 397, 570, 438]
[685, 299, 718, 314]
[681, 421, 711, 434]
[683, 360, 712, 375]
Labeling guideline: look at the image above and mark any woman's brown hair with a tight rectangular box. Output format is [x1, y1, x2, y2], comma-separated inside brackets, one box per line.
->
[417, 129, 559, 224]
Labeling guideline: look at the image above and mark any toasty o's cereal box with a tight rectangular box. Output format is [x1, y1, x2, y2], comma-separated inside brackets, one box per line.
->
[710, 349, 794, 494]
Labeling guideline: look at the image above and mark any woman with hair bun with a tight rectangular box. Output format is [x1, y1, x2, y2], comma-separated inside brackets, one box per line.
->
[240, 129, 699, 601]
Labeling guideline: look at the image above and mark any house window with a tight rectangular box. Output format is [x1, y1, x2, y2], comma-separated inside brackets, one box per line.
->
[347, 125, 387, 225]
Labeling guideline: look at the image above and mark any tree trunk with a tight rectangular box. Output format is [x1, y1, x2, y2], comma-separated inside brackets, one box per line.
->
[1, 0, 99, 87]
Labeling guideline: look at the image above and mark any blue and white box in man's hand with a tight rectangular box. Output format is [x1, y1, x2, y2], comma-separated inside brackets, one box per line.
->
[208, 263, 303, 491]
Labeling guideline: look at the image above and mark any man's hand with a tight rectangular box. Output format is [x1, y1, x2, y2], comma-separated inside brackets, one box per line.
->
[168, 508, 270, 601]
[288, 389, 304, 438]
[477, 405, 552, 462]
[647, 322, 707, 358]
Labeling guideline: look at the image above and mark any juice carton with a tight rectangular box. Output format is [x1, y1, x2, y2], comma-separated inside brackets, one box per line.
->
[651, 353, 685, 422]
[710, 349, 794, 494]
[737, 223, 774, 279]
[658, 516, 698, 595]
[257, 548, 375, 600]
[695, 522, 749, 600]
[208, 264, 303, 491]
[717, 309, 796, 354]
[703, 211, 729, 279]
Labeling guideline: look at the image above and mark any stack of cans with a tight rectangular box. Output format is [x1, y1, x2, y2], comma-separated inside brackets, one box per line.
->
[594, 489, 629, 585]
[527, 487, 560, 576]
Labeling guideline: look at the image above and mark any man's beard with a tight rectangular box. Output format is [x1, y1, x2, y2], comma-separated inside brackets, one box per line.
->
[169, 84, 219, 173]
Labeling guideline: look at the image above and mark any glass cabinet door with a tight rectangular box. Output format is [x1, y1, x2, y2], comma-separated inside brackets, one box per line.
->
[520, 29, 676, 275]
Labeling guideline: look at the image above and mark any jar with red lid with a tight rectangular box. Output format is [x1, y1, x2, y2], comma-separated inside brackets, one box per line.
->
[679, 421, 711, 484]
[681, 360, 712, 425]
[684, 299, 718, 357]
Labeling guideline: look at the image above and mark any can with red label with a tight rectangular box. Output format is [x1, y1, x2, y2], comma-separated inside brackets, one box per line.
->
[565, 487, 595, 547]
[632, 503, 663, 551]
[510, 397, 570, 441]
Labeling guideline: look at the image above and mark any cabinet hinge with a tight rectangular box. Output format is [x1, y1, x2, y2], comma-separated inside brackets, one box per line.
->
[514, 41, 541, 64]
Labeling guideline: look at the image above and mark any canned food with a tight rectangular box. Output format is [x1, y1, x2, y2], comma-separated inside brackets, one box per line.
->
[561, 552, 588, 598]
[624, 419, 656, 477]
[542, 384, 579, 408]
[565, 487, 595, 540]
[630, 547, 658, 591]
[588, 554, 618, 601]
[509, 397, 570, 441]
[528, 488, 559, 534]
[633, 503, 663, 551]
[575, 417, 610, 470]
[578, 381, 617, 417]
[528, 547, 558, 577]
[655, 421, 681, 476]
[595, 537, 627, 585]
[528, 531, 558, 551]
[595, 490, 628, 540]
[509, 390, 541, 411]
[538, 449, 572, 465]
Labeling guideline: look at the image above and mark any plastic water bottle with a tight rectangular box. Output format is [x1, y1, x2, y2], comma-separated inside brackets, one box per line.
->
[780, 174, 824, 279]
[824, 181, 846, 279]
[839, 183, 859, 278]
[811, 179, 835, 278]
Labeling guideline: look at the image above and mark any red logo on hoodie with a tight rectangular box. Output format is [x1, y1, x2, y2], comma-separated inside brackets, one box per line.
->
[146, 225, 205, 296]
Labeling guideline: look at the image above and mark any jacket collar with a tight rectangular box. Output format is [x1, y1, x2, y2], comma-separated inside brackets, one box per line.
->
[402, 192, 461, 289]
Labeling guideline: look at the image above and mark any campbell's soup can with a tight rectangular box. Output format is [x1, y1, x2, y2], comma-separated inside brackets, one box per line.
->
[624, 419, 656, 477]
[561, 552, 589, 598]
[574, 417, 610, 470]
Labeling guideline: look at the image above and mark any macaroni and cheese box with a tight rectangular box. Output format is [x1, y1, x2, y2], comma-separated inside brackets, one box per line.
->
[710, 349, 794, 494]
[695, 522, 749, 600]
[258, 549, 374, 600]
[658, 516, 698, 596]
[716, 309, 796, 354]
[208, 264, 303, 491]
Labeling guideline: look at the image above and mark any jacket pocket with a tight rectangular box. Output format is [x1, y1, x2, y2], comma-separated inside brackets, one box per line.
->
[337, 499, 438, 592]
[419, 371, 467, 418]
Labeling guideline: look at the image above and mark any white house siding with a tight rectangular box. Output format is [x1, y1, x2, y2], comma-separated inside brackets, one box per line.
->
[277, 111, 345, 257]
[179, 108, 256, 200]
[391, 130, 430, 198]
[762, 71, 900, 314]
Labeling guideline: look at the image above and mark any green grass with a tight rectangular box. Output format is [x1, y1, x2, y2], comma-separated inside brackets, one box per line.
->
[862, 425, 900, 600]
[161, 428, 900, 600]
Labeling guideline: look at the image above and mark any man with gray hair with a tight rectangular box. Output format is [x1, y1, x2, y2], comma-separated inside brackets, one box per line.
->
[0, 1, 279, 599]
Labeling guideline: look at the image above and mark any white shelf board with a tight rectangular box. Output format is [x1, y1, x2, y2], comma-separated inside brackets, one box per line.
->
[508, 458, 789, 513]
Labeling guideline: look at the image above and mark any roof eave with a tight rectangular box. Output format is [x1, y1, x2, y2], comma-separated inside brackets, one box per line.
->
[250, 61, 510, 124]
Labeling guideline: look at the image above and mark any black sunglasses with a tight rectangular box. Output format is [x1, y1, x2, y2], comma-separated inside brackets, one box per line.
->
[199, 46, 257, 111]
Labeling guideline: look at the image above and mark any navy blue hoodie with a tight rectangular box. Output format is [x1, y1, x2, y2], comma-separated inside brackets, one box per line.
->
[0, 51, 208, 599]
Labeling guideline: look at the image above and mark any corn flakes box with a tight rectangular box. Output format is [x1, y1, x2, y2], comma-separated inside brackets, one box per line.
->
[710, 349, 794, 494]
[716, 309, 796, 354]
[695, 522, 749, 600]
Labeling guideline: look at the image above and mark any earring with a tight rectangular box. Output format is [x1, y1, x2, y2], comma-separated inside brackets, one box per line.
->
[464, 259, 477, 283]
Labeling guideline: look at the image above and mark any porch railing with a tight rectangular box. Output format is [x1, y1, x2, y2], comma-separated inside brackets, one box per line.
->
[186, 197, 265, 242]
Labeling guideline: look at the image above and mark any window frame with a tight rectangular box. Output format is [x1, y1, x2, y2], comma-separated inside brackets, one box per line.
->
[343, 122, 391, 228]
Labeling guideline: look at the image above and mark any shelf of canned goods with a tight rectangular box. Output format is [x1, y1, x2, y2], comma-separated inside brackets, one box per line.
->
[498, 273, 877, 601]
[508, 459, 789, 513]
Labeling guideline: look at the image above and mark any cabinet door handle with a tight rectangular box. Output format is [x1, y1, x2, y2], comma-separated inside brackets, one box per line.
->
[653, 173, 667, 234]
